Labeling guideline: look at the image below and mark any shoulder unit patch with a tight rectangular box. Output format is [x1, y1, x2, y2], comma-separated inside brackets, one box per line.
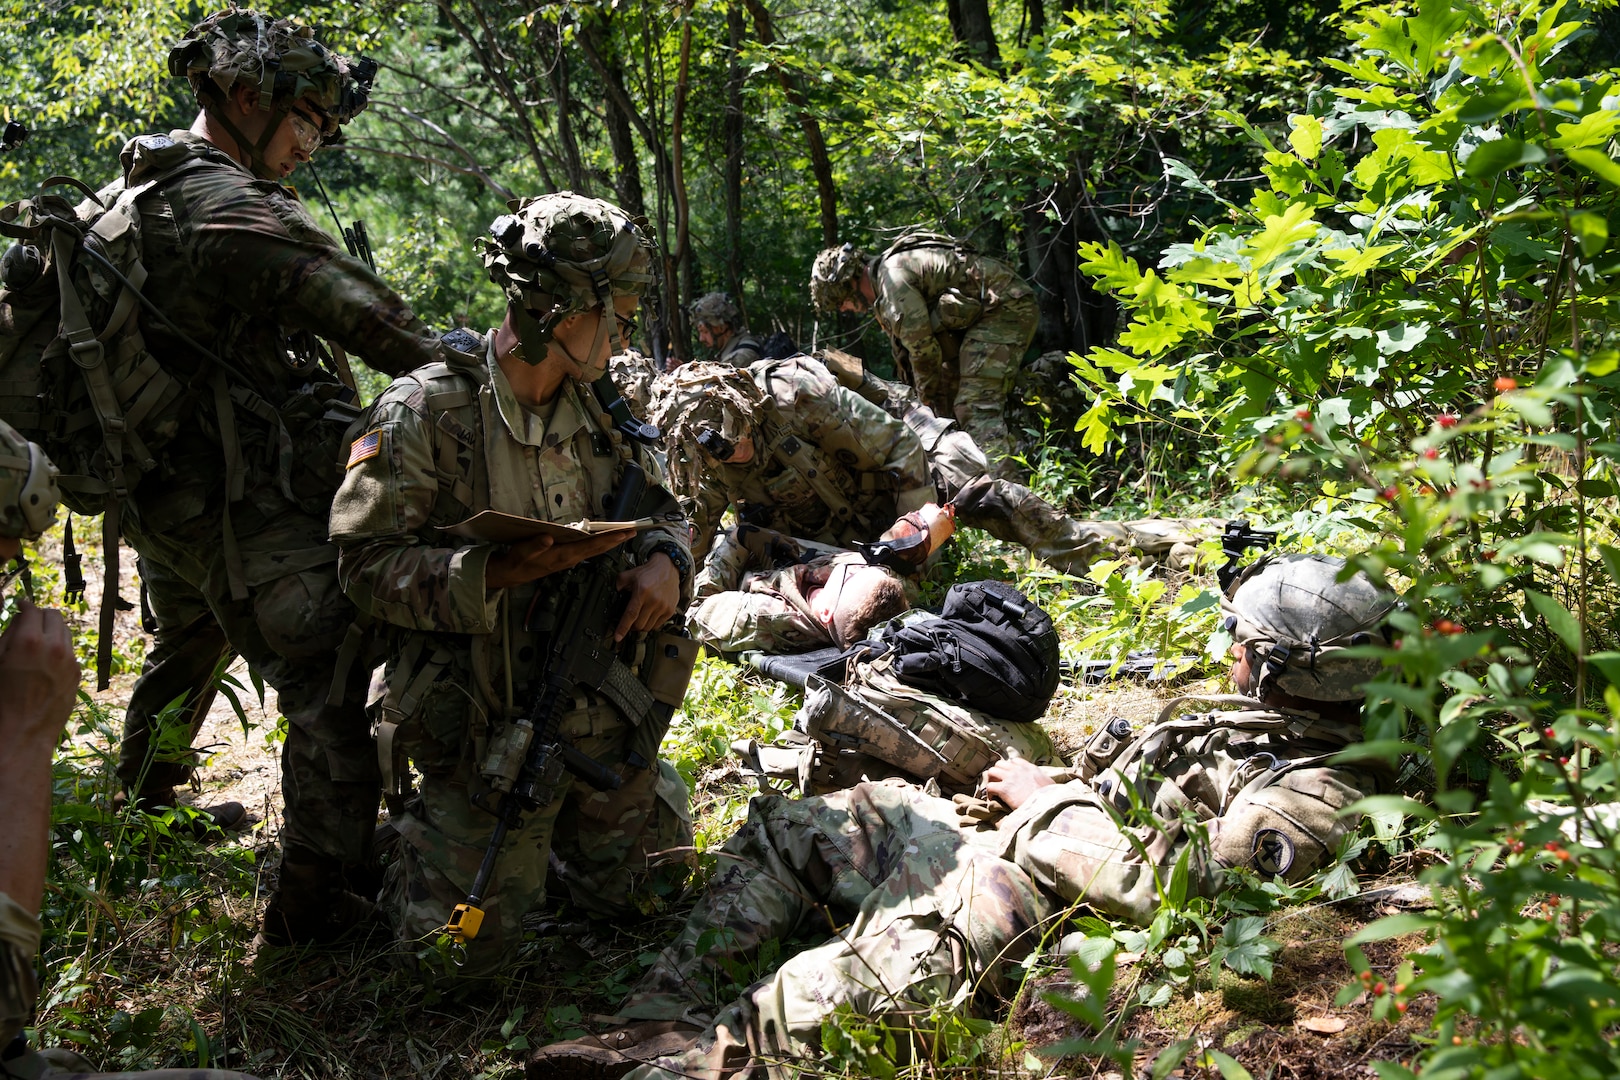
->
[346, 428, 383, 469]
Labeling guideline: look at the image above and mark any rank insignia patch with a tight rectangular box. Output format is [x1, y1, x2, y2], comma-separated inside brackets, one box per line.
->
[347, 429, 383, 469]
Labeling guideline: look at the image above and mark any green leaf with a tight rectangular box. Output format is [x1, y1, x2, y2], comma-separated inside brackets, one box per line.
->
[1567, 148, 1620, 188]
[1374, 322, 1431, 356]
[1464, 137, 1548, 178]
[1288, 114, 1324, 162]
[1219, 916, 1277, 980]
[1568, 211, 1610, 259]
[1197, 1048, 1257, 1080]
[1346, 912, 1437, 945]
[1242, 201, 1318, 278]
[1457, 88, 1530, 124]
[1526, 588, 1583, 654]
[1151, 1039, 1196, 1080]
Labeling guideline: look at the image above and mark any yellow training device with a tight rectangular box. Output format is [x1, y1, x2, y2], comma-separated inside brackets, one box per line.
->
[444, 902, 485, 943]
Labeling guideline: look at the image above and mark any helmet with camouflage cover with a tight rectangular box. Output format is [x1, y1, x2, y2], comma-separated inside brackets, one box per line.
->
[483, 191, 657, 369]
[648, 361, 768, 493]
[169, 9, 377, 173]
[689, 291, 743, 332]
[0, 419, 60, 541]
[1222, 553, 1400, 701]
[810, 243, 868, 312]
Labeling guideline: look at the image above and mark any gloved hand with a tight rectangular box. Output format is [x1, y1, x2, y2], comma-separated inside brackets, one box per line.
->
[735, 524, 802, 567]
[953, 792, 1005, 828]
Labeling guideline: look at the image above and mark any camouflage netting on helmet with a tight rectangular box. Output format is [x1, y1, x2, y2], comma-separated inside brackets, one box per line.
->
[0, 419, 60, 540]
[1221, 553, 1400, 701]
[809, 244, 867, 312]
[689, 291, 742, 330]
[168, 9, 371, 132]
[648, 361, 767, 495]
[482, 191, 656, 362]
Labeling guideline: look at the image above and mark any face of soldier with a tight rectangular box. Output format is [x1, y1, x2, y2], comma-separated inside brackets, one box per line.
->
[810, 559, 896, 643]
[220, 85, 325, 179]
[551, 295, 641, 383]
[696, 323, 720, 349]
[837, 272, 876, 314]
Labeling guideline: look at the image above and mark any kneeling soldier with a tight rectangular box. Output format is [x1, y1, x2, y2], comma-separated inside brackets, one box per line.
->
[330, 193, 697, 977]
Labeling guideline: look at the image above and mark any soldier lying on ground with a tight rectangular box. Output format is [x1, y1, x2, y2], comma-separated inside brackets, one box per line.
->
[688, 526, 910, 654]
[817, 347, 1216, 574]
[526, 552, 1400, 1079]
[0, 422, 260, 1080]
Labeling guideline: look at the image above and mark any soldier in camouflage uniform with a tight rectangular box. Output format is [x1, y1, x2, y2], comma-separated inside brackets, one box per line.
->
[689, 292, 762, 368]
[528, 553, 1399, 1079]
[811, 235, 1036, 481]
[329, 193, 696, 978]
[608, 349, 664, 419]
[0, 425, 259, 1079]
[689, 527, 909, 654]
[649, 358, 934, 564]
[70, 10, 449, 944]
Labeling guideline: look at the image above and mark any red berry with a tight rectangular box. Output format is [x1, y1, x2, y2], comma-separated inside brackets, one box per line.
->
[1544, 727, 1556, 738]
[1395, 983, 1407, 994]
[1361, 971, 1374, 984]
[1560, 757, 1570, 766]
[1296, 407, 1311, 420]
[1396, 1001, 1408, 1014]
[1495, 376, 1518, 392]
[1423, 447, 1439, 460]
[1546, 841, 1561, 851]
[1380, 486, 1399, 501]
[1374, 982, 1387, 995]
[1300, 421, 1314, 433]
[1557, 849, 1572, 861]
[1438, 413, 1460, 428]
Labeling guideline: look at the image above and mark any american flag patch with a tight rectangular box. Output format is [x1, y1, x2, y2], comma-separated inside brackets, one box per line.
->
[346, 429, 383, 468]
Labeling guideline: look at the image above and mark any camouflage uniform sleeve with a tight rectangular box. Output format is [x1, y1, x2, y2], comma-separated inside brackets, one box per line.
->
[0, 891, 41, 1050]
[873, 259, 943, 380]
[686, 482, 732, 565]
[330, 387, 499, 633]
[996, 782, 1217, 925]
[688, 582, 829, 654]
[184, 172, 440, 377]
[692, 527, 753, 602]
[771, 359, 933, 515]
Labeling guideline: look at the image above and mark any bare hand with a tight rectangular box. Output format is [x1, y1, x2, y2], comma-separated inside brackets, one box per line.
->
[0, 600, 80, 752]
[614, 553, 681, 642]
[981, 756, 1054, 811]
[485, 529, 635, 590]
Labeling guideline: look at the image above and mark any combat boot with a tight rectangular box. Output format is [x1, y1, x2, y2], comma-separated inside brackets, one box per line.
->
[258, 845, 383, 947]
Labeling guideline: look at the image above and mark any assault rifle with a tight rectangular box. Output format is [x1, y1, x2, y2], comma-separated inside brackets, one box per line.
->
[445, 462, 696, 946]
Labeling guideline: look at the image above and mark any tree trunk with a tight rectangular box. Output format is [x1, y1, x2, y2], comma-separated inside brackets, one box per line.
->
[603, 87, 646, 217]
[741, 0, 837, 246]
[723, 3, 747, 313]
[671, 3, 695, 338]
[545, 35, 588, 192]
[945, 0, 1001, 70]
[1022, 190, 1068, 353]
[1026, 0, 1046, 42]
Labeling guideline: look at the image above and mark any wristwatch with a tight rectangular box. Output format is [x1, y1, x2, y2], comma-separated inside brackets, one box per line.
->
[649, 540, 691, 581]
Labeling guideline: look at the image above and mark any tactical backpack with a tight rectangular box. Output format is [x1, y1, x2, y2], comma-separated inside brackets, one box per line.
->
[0, 137, 292, 685]
[878, 580, 1061, 723]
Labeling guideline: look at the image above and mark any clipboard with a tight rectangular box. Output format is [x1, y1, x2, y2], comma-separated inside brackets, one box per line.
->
[442, 510, 664, 545]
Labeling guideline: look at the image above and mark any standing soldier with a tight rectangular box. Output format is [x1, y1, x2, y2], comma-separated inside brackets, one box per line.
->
[329, 193, 696, 978]
[16, 9, 450, 944]
[810, 234, 1037, 480]
[688, 292, 761, 367]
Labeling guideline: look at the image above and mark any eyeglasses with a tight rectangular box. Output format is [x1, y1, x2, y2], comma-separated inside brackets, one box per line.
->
[286, 107, 324, 153]
[615, 311, 638, 339]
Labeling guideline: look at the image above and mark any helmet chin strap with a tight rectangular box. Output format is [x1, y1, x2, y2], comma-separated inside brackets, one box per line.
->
[210, 101, 289, 180]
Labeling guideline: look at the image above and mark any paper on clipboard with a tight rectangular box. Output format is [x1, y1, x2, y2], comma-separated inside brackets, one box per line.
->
[442, 510, 664, 545]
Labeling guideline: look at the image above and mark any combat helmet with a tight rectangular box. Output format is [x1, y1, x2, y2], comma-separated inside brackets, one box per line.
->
[648, 361, 768, 491]
[689, 291, 743, 332]
[169, 9, 377, 175]
[1222, 553, 1400, 701]
[810, 243, 868, 312]
[483, 192, 657, 369]
[0, 419, 60, 542]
